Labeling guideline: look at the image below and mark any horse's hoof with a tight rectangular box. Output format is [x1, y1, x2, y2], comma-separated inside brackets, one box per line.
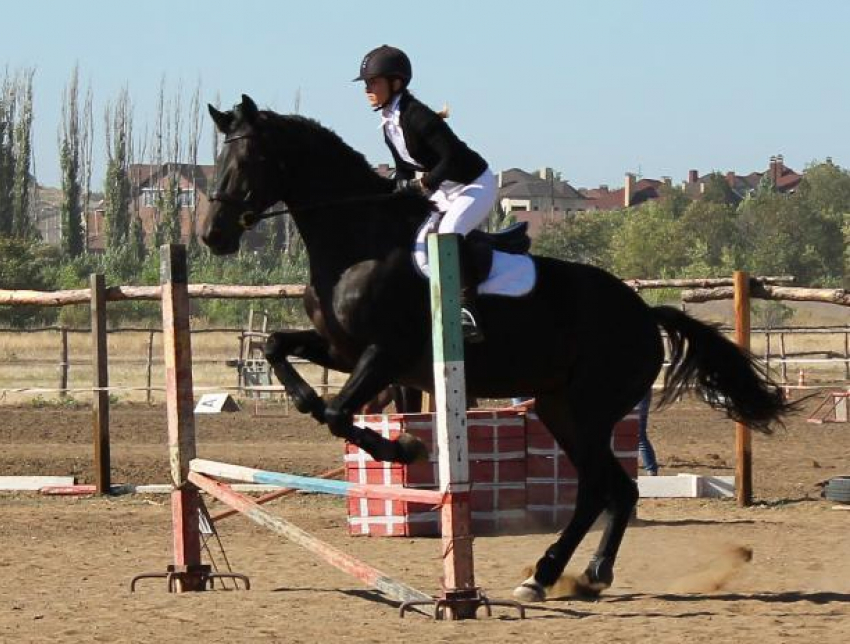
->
[513, 577, 546, 603]
[396, 434, 429, 464]
[573, 573, 609, 598]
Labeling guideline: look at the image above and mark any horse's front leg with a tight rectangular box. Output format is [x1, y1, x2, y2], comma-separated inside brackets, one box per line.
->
[264, 330, 342, 423]
[324, 345, 428, 465]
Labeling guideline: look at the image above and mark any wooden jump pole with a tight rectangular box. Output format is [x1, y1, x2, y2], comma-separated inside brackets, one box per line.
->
[210, 465, 345, 523]
[734, 271, 753, 506]
[191, 458, 444, 505]
[90, 274, 111, 494]
[188, 471, 432, 604]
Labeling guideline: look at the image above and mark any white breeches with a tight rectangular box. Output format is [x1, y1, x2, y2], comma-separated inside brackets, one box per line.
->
[413, 168, 497, 274]
[429, 167, 498, 235]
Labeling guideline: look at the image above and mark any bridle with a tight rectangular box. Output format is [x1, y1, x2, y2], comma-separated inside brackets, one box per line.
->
[209, 131, 423, 232]
[208, 133, 289, 230]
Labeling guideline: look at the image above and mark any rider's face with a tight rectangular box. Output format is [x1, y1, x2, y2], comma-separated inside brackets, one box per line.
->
[365, 77, 399, 108]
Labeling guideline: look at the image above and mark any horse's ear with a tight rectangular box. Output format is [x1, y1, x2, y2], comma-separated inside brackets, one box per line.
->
[208, 104, 233, 133]
[240, 94, 259, 123]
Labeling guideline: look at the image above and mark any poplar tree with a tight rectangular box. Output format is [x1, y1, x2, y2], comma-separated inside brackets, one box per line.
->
[11, 69, 35, 240]
[0, 75, 14, 236]
[103, 89, 132, 250]
[59, 65, 84, 256]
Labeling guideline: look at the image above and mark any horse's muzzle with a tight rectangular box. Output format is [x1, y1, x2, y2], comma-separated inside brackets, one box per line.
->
[201, 230, 240, 255]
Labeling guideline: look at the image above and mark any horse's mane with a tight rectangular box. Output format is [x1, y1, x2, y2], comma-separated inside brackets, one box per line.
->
[259, 110, 389, 191]
[255, 109, 433, 236]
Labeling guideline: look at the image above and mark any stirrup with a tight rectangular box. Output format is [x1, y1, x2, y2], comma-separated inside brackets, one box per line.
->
[461, 307, 484, 344]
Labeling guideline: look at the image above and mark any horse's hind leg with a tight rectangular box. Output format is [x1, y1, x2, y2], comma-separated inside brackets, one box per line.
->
[577, 450, 638, 595]
[514, 393, 612, 602]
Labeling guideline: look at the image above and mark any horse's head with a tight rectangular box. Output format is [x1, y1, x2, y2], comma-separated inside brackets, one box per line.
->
[203, 94, 282, 255]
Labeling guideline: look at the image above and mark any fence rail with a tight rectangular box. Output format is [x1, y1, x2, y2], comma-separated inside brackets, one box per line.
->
[0, 283, 306, 307]
[1, 271, 848, 494]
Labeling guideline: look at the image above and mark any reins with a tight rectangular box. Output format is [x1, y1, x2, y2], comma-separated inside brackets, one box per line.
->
[210, 132, 417, 231]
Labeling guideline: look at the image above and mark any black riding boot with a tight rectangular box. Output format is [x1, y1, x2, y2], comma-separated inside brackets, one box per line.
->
[456, 233, 492, 344]
[460, 287, 485, 344]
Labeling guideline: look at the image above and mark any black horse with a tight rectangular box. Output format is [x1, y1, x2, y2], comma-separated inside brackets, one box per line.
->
[202, 95, 789, 602]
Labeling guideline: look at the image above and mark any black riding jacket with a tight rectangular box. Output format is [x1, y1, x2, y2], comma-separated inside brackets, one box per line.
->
[383, 91, 488, 191]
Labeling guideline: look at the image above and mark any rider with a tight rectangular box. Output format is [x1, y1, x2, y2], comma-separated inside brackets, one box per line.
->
[354, 44, 497, 343]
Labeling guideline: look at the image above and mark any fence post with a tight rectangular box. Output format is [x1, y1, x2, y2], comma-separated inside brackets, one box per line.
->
[145, 330, 155, 405]
[160, 244, 204, 591]
[734, 271, 752, 507]
[90, 274, 111, 494]
[845, 332, 850, 381]
[58, 326, 69, 399]
[764, 330, 771, 375]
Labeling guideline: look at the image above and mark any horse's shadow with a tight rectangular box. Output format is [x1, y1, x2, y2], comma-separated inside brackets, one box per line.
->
[269, 586, 849, 620]
[524, 590, 850, 620]
[629, 517, 759, 527]
[271, 586, 428, 614]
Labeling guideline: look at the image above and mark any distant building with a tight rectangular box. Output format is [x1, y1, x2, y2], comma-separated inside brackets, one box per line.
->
[497, 167, 586, 237]
[86, 163, 215, 251]
[681, 155, 801, 201]
[582, 174, 669, 211]
[33, 185, 62, 244]
[582, 154, 804, 212]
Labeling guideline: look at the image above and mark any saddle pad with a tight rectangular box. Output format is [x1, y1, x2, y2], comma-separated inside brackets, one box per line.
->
[413, 221, 536, 297]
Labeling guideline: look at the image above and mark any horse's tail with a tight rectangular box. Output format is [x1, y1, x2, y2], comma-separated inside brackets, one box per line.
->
[651, 305, 791, 433]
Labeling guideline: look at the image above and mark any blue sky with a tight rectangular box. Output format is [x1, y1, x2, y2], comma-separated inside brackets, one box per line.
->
[3, 0, 850, 189]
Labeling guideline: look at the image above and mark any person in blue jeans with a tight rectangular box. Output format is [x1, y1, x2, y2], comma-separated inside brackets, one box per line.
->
[511, 394, 657, 474]
[638, 391, 658, 475]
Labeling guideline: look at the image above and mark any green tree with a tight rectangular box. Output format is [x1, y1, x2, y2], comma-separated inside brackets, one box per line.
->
[532, 210, 621, 269]
[797, 159, 850, 215]
[0, 75, 14, 236]
[610, 202, 687, 278]
[656, 183, 692, 219]
[103, 90, 132, 250]
[0, 70, 37, 240]
[753, 172, 775, 197]
[0, 237, 60, 327]
[128, 214, 146, 265]
[701, 172, 738, 205]
[674, 200, 738, 275]
[11, 69, 35, 240]
[158, 175, 181, 244]
[59, 66, 84, 257]
[736, 192, 843, 285]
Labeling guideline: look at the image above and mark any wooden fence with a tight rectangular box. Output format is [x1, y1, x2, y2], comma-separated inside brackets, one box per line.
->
[1, 273, 847, 497]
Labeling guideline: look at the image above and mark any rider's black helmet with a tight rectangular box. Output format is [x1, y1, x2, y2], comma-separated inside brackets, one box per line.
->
[352, 45, 412, 85]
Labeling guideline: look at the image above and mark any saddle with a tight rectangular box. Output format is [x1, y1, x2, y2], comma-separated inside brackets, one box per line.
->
[462, 222, 531, 285]
[469, 221, 531, 255]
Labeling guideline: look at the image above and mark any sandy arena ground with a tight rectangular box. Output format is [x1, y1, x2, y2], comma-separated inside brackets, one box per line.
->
[1, 397, 849, 643]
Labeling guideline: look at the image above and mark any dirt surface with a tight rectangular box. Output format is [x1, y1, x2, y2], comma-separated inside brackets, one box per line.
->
[1, 397, 849, 643]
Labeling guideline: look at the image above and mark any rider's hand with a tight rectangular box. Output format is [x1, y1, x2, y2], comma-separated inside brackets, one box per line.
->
[395, 177, 431, 196]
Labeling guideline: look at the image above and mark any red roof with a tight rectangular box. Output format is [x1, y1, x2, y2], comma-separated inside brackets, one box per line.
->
[584, 178, 663, 211]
